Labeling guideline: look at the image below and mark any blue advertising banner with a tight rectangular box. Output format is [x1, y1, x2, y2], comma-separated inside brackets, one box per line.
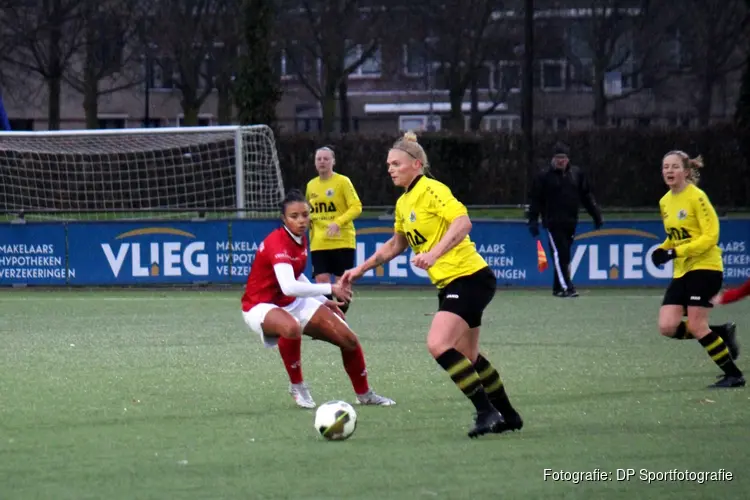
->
[67, 221, 230, 285]
[0, 223, 68, 285]
[348, 218, 750, 287]
[569, 220, 750, 287]
[2, 217, 749, 287]
[350, 219, 535, 286]
[225, 220, 283, 283]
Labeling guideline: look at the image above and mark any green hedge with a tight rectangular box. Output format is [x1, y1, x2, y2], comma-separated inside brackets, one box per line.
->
[275, 126, 750, 208]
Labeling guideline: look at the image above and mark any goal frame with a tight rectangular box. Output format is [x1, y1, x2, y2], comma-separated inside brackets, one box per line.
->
[0, 124, 285, 218]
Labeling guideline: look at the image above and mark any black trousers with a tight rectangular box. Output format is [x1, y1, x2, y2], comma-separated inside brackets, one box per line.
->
[547, 224, 576, 293]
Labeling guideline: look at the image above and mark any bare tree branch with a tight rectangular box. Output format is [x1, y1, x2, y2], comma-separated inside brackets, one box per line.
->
[674, 0, 750, 125]
[407, 0, 510, 131]
[560, 0, 677, 126]
[147, 0, 236, 126]
[277, 0, 391, 134]
[0, 0, 87, 129]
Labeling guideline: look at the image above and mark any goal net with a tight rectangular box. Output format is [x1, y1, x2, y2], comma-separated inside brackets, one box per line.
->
[0, 125, 285, 220]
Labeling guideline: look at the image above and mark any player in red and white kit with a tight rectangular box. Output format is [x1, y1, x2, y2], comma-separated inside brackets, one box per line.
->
[241, 189, 395, 408]
[713, 278, 750, 306]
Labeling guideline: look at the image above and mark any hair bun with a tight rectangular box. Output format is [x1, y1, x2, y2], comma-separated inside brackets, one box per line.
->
[690, 155, 705, 169]
[402, 131, 418, 143]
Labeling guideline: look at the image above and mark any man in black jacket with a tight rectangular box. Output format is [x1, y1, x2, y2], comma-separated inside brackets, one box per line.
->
[527, 142, 603, 297]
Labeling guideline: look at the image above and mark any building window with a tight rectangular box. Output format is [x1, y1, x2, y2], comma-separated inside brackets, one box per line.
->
[665, 28, 693, 70]
[200, 54, 214, 90]
[98, 118, 127, 129]
[8, 118, 34, 131]
[398, 115, 440, 132]
[279, 44, 307, 80]
[543, 117, 568, 131]
[475, 63, 492, 90]
[570, 58, 594, 89]
[177, 115, 213, 127]
[148, 57, 178, 90]
[540, 60, 565, 90]
[495, 62, 521, 92]
[403, 41, 427, 76]
[142, 118, 162, 128]
[296, 118, 322, 133]
[346, 44, 381, 77]
[432, 64, 451, 90]
[621, 69, 639, 91]
[95, 13, 125, 75]
[612, 33, 639, 91]
[476, 115, 520, 132]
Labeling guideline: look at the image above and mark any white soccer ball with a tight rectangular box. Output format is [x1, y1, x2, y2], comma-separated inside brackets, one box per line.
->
[314, 400, 358, 441]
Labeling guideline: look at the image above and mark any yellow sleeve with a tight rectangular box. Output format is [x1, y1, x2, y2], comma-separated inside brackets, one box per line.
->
[657, 201, 673, 249]
[659, 237, 674, 250]
[675, 193, 720, 258]
[305, 181, 315, 241]
[334, 176, 363, 226]
[425, 181, 468, 222]
[394, 199, 404, 234]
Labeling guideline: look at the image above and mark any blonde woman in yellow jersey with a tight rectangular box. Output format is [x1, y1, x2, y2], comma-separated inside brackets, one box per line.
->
[651, 151, 743, 388]
[307, 146, 362, 314]
[342, 132, 522, 438]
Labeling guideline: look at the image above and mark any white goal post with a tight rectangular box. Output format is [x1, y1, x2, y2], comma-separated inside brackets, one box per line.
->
[0, 125, 285, 219]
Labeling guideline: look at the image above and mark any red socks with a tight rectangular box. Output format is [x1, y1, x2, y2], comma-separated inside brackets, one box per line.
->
[278, 337, 370, 395]
[341, 343, 370, 395]
[277, 336, 303, 384]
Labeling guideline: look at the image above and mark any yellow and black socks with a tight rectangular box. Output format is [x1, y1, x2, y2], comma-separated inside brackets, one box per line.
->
[435, 349, 494, 412]
[672, 321, 730, 340]
[474, 354, 519, 418]
[671, 321, 727, 340]
[699, 331, 743, 377]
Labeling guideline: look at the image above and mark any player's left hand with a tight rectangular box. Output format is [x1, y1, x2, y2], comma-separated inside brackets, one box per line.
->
[325, 300, 346, 319]
[411, 251, 437, 270]
[651, 248, 676, 266]
[710, 292, 724, 307]
[326, 223, 341, 237]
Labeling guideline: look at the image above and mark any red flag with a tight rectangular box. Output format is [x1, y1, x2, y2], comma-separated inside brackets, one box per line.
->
[537, 240, 548, 272]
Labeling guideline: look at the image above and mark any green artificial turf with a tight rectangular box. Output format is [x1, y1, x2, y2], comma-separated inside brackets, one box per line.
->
[0, 288, 748, 499]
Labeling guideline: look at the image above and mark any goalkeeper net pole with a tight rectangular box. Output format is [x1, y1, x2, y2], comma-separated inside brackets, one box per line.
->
[0, 125, 285, 220]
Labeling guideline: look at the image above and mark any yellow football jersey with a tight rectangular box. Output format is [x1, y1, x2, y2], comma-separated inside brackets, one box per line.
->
[658, 183, 723, 278]
[394, 176, 488, 288]
[306, 173, 362, 251]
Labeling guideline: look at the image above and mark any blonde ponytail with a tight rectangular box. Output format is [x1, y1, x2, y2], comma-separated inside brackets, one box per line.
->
[664, 150, 705, 185]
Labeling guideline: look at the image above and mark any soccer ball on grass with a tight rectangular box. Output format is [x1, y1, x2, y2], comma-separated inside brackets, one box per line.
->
[314, 400, 357, 441]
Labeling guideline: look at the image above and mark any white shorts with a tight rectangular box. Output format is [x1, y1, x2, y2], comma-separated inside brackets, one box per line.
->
[242, 297, 325, 348]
